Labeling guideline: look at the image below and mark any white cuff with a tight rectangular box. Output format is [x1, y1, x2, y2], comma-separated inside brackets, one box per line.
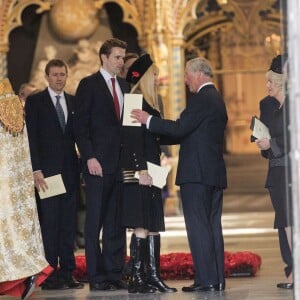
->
[146, 115, 152, 129]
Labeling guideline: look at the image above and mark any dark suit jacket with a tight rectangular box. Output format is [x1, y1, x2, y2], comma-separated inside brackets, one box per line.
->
[149, 85, 227, 188]
[25, 88, 79, 190]
[74, 71, 130, 174]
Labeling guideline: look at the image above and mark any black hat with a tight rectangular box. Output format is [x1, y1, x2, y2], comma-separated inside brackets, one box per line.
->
[126, 54, 153, 84]
[269, 54, 287, 74]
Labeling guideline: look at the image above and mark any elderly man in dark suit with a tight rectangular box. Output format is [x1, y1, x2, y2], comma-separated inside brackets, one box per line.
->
[132, 57, 228, 292]
[25, 59, 82, 290]
[74, 38, 130, 291]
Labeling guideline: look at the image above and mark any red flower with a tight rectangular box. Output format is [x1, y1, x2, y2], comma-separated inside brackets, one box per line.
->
[132, 71, 140, 78]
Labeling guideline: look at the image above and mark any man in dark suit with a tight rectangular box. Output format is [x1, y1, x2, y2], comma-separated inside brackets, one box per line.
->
[25, 59, 83, 290]
[74, 38, 129, 291]
[132, 57, 228, 292]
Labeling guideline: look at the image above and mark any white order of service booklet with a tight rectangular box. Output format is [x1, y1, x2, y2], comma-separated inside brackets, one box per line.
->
[122, 93, 143, 127]
[250, 116, 271, 139]
[135, 162, 171, 189]
[38, 174, 66, 199]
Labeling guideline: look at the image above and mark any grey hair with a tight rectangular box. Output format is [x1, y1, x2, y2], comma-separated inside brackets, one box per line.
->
[266, 70, 284, 90]
[186, 57, 213, 77]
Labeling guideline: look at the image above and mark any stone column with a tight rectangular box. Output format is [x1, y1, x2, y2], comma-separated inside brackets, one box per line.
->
[163, 37, 186, 215]
[287, 0, 300, 298]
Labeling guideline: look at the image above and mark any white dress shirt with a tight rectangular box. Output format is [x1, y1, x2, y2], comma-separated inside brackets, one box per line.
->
[100, 67, 124, 118]
[48, 87, 68, 122]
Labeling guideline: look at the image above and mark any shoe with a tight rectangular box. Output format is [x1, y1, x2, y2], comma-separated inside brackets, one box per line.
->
[277, 282, 293, 289]
[22, 276, 36, 300]
[41, 281, 69, 290]
[89, 281, 117, 291]
[112, 280, 128, 290]
[65, 276, 84, 289]
[182, 283, 219, 292]
[219, 281, 226, 291]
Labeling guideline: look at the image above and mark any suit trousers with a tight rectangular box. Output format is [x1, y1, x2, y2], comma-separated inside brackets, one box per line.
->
[180, 183, 224, 286]
[278, 228, 293, 277]
[38, 189, 77, 276]
[83, 172, 126, 283]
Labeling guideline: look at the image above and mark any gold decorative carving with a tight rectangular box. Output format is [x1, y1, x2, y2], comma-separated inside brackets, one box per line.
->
[49, 0, 99, 41]
[1, 0, 53, 47]
[184, 0, 281, 59]
[94, 0, 142, 35]
[220, 0, 282, 58]
[0, 78, 24, 134]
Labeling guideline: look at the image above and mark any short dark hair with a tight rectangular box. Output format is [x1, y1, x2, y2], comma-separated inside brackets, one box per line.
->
[99, 38, 127, 64]
[45, 59, 68, 75]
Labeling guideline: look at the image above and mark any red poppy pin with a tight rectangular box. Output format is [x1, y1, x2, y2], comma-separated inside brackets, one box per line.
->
[132, 71, 140, 78]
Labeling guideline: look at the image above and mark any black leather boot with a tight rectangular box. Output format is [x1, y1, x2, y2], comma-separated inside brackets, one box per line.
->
[146, 235, 177, 292]
[128, 237, 156, 293]
[123, 233, 136, 279]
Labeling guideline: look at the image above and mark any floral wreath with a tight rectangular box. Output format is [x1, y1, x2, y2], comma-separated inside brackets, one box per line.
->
[74, 251, 262, 281]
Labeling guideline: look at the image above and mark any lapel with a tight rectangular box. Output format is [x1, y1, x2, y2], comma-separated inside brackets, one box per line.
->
[43, 88, 57, 116]
[96, 71, 114, 101]
[44, 88, 66, 133]
[64, 92, 73, 127]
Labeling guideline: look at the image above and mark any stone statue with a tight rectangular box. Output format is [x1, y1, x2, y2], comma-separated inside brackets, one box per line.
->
[65, 39, 102, 94]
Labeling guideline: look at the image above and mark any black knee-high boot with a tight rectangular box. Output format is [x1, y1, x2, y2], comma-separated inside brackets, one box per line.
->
[123, 233, 136, 279]
[146, 235, 177, 292]
[128, 237, 156, 293]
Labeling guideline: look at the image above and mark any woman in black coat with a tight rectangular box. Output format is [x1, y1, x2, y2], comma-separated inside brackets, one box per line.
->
[256, 55, 293, 289]
[120, 54, 176, 294]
